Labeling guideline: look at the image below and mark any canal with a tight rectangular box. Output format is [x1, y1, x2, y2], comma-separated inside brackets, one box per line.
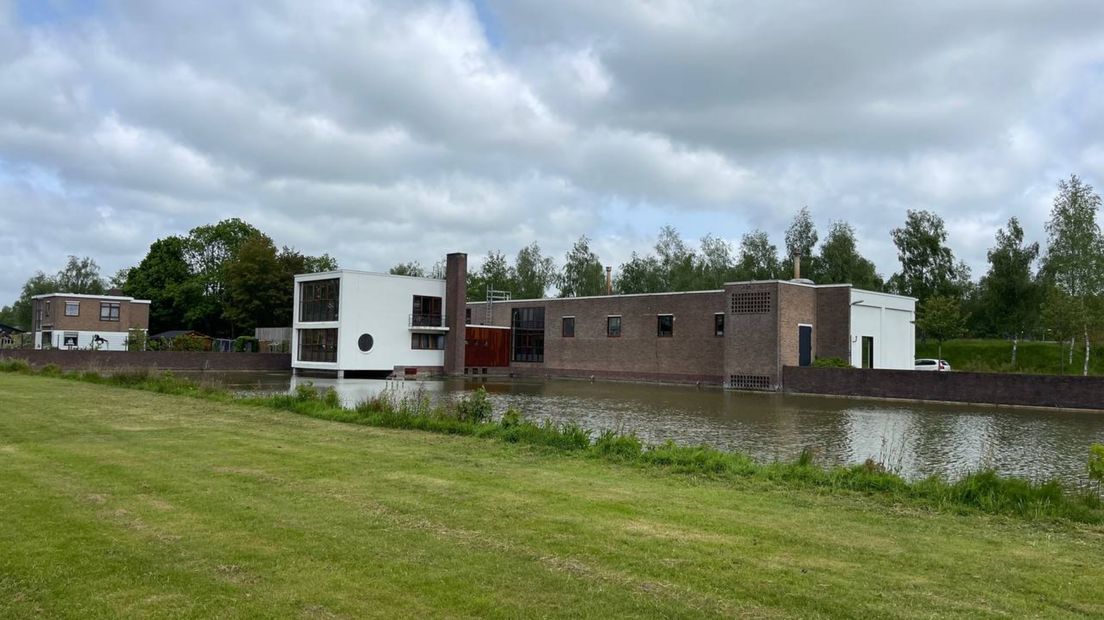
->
[194, 371, 1104, 488]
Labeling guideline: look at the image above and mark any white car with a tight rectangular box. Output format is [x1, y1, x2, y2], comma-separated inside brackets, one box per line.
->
[915, 358, 951, 371]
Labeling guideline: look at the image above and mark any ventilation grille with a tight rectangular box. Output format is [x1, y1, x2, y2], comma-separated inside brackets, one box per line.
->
[731, 291, 772, 314]
[729, 374, 773, 391]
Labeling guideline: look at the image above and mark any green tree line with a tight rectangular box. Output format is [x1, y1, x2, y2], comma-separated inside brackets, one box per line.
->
[0, 218, 336, 337]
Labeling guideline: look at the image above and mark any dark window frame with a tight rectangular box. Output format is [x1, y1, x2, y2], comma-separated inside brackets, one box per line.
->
[411, 333, 445, 350]
[657, 314, 674, 338]
[298, 328, 338, 362]
[412, 295, 443, 327]
[99, 302, 121, 322]
[562, 316, 575, 338]
[299, 279, 340, 322]
[511, 306, 545, 362]
[714, 313, 725, 337]
[606, 315, 621, 338]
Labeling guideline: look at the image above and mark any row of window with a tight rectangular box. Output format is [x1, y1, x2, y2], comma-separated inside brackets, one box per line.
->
[559, 313, 725, 338]
[40, 300, 121, 322]
[296, 329, 446, 363]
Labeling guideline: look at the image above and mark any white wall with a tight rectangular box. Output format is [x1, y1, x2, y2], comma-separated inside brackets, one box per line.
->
[292, 270, 448, 372]
[34, 330, 134, 351]
[849, 289, 916, 369]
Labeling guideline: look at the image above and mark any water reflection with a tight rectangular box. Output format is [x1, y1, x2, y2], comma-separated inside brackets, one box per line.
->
[183, 371, 1104, 488]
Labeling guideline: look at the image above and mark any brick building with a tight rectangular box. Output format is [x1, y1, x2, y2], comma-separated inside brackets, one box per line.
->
[32, 293, 151, 351]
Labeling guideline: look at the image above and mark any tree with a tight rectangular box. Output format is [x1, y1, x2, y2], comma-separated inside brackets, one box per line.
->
[303, 254, 338, 273]
[735, 230, 781, 281]
[8, 272, 58, 330]
[273, 247, 337, 327]
[816, 221, 883, 290]
[783, 207, 819, 279]
[513, 243, 557, 300]
[55, 256, 106, 294]
[183, 218, 263, 335]
[654, 225, 697, 291]
[888, 210, 970, 302]
[559, 236, 605, 297]
[695, 234, 737, 289]
[390, 262, 426, 277]
[974, 218, 1040, 356]
[467, 251, 516, 300]
[124, 236, 195, 333]
[109, 268, 131, 290]
[223, 234, 284, 333]
[916, 295, 966, 360]
[615, 252, 663, 294]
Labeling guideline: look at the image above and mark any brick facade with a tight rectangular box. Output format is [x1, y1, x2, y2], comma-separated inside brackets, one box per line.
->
[32, 294, 150, 333]
[0, 350, 291, 372]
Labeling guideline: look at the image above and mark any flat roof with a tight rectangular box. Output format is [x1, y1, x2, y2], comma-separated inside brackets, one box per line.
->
[470, 289, 725, 304]
[32, 293, 151, 304]
[293, 268, 444, 283]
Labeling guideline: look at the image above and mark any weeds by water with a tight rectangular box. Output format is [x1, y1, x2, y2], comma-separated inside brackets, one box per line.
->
[3, 358, 1102, 524]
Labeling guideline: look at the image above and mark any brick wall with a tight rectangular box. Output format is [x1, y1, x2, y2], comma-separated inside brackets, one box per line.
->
[815, 287, 851, 360]
[723, 282, 781, 387]
[32, 296, 150, 333]
[0, 350, 291, 372]
[783, 366, 1104, 411]
[466, 291, 727, 382]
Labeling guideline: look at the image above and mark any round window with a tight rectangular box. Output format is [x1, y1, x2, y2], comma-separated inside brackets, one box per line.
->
[358, 333, 374, 352]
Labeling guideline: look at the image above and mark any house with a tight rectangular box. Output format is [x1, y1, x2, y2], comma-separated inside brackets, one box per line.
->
[31, 293, 150, 351]
[0, 322, 23, 348]
[292, 253, 915, 389]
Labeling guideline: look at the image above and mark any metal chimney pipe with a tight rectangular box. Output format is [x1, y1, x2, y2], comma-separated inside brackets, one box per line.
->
[605, 266, 613, 295]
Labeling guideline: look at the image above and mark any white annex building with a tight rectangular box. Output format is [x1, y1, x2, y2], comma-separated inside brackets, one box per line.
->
[849, 289, 917, 370]
[292, 269, 454, 377]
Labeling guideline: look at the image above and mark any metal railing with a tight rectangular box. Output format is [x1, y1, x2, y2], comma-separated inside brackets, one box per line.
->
[409, 313, 445, 327]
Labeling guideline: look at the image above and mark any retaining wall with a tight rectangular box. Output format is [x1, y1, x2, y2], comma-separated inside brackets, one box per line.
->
[0, 350, 291, 372]
[783, 366, 1104, 411]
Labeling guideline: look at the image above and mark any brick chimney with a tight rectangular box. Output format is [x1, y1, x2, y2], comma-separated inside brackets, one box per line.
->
[793, 253, 801, 280]
[605, 266, 612, 295]
[444, 253, 467, 376]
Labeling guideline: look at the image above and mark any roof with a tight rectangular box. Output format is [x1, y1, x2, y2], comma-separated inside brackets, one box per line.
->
[293, 269, 445, 283]
[32, 292, 151, 304]
[0, 322, 24, 333]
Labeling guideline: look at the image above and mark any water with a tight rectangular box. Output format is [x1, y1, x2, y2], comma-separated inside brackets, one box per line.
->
[187, 371, 1104, 488]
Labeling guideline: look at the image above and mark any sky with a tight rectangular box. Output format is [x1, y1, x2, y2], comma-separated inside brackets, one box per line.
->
[1, 0, 1103, 303]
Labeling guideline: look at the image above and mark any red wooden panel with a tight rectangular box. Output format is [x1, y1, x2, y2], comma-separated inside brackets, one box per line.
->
[465, 326, 511, 367]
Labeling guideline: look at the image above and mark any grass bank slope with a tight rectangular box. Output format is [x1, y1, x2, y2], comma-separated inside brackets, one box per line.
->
[1, 375, 1103, 618]
[917, 338, 1104, 375]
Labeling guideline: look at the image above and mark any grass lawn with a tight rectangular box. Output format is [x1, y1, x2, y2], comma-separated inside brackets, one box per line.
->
[916, 338, 1104, 375]
[2, 374, 1103, 618]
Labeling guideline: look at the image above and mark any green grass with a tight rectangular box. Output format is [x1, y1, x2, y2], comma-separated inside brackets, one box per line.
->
[916, 338, 1104, 375]
[2, 374, 1104, 617]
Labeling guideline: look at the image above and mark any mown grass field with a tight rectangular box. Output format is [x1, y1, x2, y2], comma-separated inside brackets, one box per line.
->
[916, 338, 1104, 375]
[2, 373, 1103, 618]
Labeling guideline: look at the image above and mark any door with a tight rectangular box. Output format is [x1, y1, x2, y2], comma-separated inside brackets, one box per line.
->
[798, 325, 812, 367]
[861, 336, 874, 369]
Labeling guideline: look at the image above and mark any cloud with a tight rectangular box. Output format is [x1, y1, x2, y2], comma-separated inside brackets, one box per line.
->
[0, 0, 1103, 303]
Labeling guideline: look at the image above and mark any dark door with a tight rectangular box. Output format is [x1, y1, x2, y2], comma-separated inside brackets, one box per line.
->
[798, 325, 812, 367]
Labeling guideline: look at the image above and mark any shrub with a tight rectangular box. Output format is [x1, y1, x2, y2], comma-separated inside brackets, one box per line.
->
[0, 358, 32, 373]
[40, 363, 62, 377]
[1089, 445, 1104, 484]
[321, 387, 341, 409]
[812, 357, 852, 368]
[500, 407, 523, 428]
[233, 336, 259, 353]
[454, 387, 493, 423]
[594, 429, 643, 460]
[170, 334, 210, 352]
[295, 382, 319, 401]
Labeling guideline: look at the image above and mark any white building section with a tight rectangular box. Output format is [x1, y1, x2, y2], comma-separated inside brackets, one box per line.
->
[292, 270, 449, 375]
[848, 289, 916, 369]
[41, 330, 132, 351]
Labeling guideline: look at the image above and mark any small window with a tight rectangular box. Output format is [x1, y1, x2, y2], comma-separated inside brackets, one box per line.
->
[100, 302, 121, 322]
[862, 336, 874, 369]
[562, 317, 575, 338]
[465, 308, 472, 324]
[714, 313, 724, 337]
[65, 301, 79, 317]
[607, 316, 621, 338]
[657, 314, 673, 337]
[411, 333, 445, 350]
[45, 301, 51, 318]
[63, 333, 78, 348]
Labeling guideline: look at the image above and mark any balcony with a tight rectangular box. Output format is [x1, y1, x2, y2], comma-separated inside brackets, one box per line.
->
[409, 314, 449, 332]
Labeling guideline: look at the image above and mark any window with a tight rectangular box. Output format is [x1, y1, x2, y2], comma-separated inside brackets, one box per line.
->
[100, 302, 121, 322]
[465, 308, 472, 324]
[411, 333, 445, 350]
[562, 316, 575, 338]
[412, 295, 443, 327]
[511, 307, 545, 362]
[607, 316, 621, 338]
[45, 301, 51, 318]
[65, 301, 79, 317]
[299, 279, 339, 322]
[714, 313, 725, 337]
[862, 336, 874, 369]
[657, 314, 673, 337]
[731, 291, 772, 314]
[298, 329, 338, 362]
[63, 332, 78, 348]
